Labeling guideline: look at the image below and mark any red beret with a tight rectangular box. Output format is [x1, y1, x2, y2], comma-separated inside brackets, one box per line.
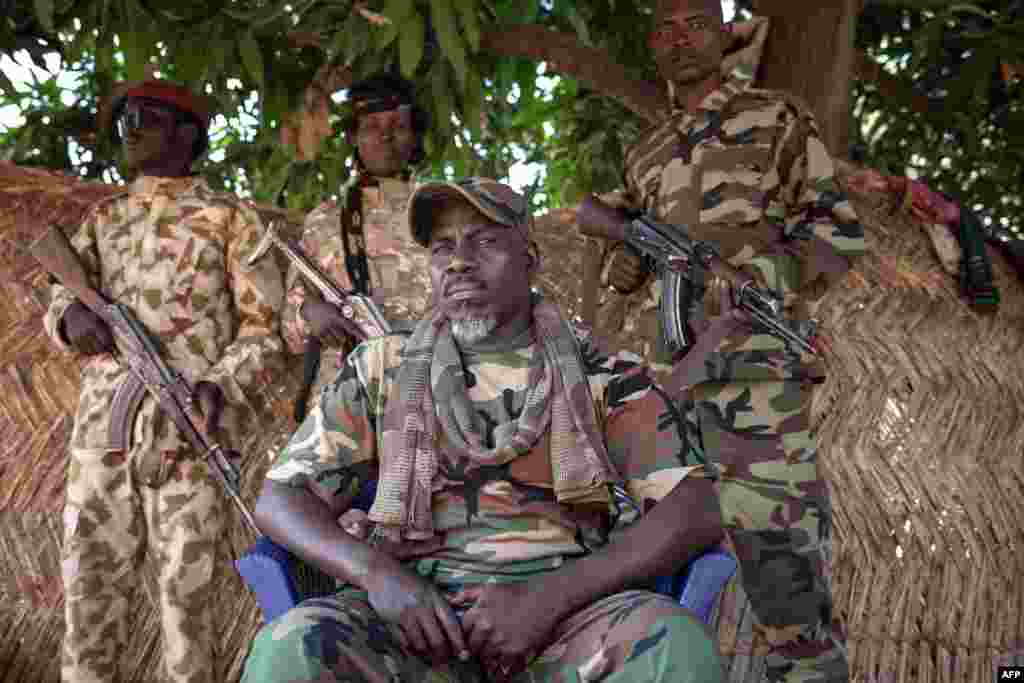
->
[113, 80, 213, 129]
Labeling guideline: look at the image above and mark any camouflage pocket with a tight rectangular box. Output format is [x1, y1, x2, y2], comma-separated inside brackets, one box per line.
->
[132, 403, 189, 488]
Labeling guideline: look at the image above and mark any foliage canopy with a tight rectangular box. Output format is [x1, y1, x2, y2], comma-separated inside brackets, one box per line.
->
[1, 0, 1022, 238]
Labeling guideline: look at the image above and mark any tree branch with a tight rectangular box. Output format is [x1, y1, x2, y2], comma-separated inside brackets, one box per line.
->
[479, 25, 668, 124]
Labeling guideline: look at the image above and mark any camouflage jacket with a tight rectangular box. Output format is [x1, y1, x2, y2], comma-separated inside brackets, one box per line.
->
[616, 79, 867, 377]
[43, 175, 285, 452]
[267, 329, 706, 588]
[282, 176, 432, 355]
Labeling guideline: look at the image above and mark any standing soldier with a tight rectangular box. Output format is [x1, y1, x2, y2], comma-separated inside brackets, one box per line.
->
[43, 79, 284, 682]
[282, 74, 433, 422]
[594, 0, 868, 680]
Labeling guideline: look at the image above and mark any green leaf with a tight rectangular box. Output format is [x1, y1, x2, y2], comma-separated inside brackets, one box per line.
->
[336, 9, 371, 64]
[0, 69, 17, 99]
[95, 29, 114, 76]
[118, 8, 156, 82]
[34, 0, 55, 32]
[430, 61, 453, 138]
[515, 58, 537, 108]
[432, 0, 468, 86]
[947, 4, 991, 19]
[352, 49, 389, 83]
[453, 0, 481, 52]
[373, 20, 400, 49]
[565, 5, 591, 47]
[461, 67, 483, 138]
[399, 10, 426, 78]
[200, 28, 231, 82]
[238, 31, 265, 89]
[173, 33, 207, 83]
[222, 0, 318, 28]
[385, 0, 416, 22]
[374, 0, 414, 49]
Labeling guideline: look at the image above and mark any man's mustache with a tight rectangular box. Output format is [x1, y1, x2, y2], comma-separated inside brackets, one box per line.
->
[667, 47, 700, 65]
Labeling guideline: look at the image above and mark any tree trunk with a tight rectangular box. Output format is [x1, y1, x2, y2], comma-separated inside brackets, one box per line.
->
[753, 0, 861, 157]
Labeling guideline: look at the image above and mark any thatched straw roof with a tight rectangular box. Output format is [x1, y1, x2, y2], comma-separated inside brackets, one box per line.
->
[1, 160, 1022, 681]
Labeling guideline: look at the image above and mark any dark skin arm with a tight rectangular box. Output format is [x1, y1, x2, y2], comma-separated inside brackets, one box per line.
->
[254, 480, 470, 664]
[453, 476, 724, 681]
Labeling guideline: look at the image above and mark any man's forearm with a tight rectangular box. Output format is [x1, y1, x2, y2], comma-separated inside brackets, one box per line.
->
[537, 478, 723, 620]
[255, 480, 400, 590]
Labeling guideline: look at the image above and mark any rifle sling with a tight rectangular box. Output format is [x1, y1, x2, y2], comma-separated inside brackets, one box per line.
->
[341, 175, 373, 297]
[108, 371, 147, 452]
[293, 336, 322, 424]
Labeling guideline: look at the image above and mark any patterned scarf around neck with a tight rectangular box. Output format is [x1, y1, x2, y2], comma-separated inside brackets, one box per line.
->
[368, 297, 621, 542]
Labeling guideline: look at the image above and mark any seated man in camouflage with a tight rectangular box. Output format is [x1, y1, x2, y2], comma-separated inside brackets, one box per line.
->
[241, 178, 733, 683]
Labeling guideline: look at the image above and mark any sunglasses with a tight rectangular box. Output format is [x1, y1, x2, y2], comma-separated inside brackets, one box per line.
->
[116, 100, 181, 139]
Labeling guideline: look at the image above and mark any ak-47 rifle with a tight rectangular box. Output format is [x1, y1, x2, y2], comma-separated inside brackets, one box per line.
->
[577, 195, 819, 357]
[248, 222, 391, 341]
[29, 226, 260, 535]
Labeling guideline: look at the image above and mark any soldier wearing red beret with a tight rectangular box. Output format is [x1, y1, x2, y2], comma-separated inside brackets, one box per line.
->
[45, 80, 284, 682]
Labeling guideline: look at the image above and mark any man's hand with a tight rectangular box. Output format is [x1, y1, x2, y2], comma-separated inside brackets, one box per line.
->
[300, 299, 363, 346]
[365, 563, 470, 666]
[450, 582, 561, 682]
[604, 242, 651, 294]
[194, 381, 227, 436]
[61, 301, 114, 355]
[664, 277, 749, 392]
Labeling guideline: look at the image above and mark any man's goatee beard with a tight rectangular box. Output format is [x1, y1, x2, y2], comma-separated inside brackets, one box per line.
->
[451, 316, 499, 345]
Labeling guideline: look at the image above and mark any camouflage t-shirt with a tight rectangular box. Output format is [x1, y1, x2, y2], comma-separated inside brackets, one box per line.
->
[266, 329, 705, 587]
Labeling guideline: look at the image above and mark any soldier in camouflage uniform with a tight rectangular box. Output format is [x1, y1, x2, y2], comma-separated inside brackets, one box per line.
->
[43, 80, 284, 683]
[593, 1, 868, 680]
[241, 178, 736, 683]
[283, 74, 432, 421]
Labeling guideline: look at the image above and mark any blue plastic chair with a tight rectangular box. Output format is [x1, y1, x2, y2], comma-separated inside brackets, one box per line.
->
[236, 480, 737, 625]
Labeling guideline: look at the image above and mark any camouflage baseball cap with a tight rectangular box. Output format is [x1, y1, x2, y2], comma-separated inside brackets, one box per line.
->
[408, 177, 530, 247]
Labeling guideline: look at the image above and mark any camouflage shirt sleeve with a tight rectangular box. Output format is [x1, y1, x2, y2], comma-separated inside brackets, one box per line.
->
[581, 335, 707, 511]
[198, 203, 286, 409]
[265, 335, 400, 495]
[42, 206, 104, 352]
[749, 105, 868, 314]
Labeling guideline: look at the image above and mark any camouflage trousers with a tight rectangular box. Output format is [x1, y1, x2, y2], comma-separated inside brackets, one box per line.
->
[687, 377, 849, 682]
[242, 589, 724, 683]
[61, 443, 224, 683]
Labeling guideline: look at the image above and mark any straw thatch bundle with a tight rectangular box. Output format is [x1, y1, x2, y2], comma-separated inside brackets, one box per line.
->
[1, 159, 1023, 682]
[798, 166, 1024, 683]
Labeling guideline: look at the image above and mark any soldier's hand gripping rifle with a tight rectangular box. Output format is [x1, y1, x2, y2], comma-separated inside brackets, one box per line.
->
[29, 226, 260, 535]
[576, 195, 819, 357]
[248, 221, 391, 342]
